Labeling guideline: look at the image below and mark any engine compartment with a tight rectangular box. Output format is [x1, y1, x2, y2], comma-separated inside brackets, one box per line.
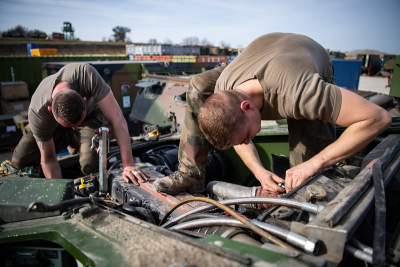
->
[70, 134, 400, 266]
[1, 134, 400, 267]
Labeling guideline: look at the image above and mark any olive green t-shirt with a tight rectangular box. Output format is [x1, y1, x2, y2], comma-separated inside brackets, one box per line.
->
[215, 32, 342, 123]
[28, 63, 111, 142]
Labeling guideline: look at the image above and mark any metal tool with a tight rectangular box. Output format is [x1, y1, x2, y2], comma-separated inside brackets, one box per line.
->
[90, 127, 110, 193]
[131, 129, 160, 142]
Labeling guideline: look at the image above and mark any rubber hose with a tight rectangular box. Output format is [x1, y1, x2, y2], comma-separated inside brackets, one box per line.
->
[159, 196, 296, 250]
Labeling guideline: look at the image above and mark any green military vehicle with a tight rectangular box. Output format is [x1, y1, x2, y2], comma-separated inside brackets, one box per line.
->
[1, 58, 400, 266]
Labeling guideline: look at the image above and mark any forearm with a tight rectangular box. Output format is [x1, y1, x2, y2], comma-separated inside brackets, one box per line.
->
[308, 118, 390, 171]
[234, 141, 285, 192]
[234, 142, 264, 175]
[112, 119, 135, 167]
[41, 157, 62, 178]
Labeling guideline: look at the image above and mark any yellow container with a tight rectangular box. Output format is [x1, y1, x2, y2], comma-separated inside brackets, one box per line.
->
[30, 48, 58, 56]
[171, 55, 196, 63]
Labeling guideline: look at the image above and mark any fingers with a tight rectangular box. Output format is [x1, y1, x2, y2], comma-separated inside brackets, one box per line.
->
[123, 167, 149, 186]
[268, 182, 286, 193]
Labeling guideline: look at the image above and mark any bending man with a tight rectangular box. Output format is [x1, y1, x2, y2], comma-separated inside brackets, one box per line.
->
[12, 63, 147, 184]
[154, 32, 391, 194]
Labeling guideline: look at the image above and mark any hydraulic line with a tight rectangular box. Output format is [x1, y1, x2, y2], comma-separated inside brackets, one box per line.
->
[371, 141, 398, 265]
[257, 170, 328, 222]
[350, 237, 373, 255]
[161, 197, 324, 229]
[170, 217, 320, 255]
[27, 196, 108, 212]
[159, 196, 296, 250]
[344, 244, 373, 264]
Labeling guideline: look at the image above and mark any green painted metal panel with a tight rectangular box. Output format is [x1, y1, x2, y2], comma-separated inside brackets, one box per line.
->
[0, 216, 126, 267]
[200, 235, 308, 266]
[390, 55, 400, 98]
[215, 128, 289, 187]
[0, 177, 74, 223]
[0, 56, 127, 111]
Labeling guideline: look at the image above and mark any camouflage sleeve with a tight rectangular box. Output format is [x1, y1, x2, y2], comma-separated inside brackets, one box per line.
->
[178, 64, 227, 178]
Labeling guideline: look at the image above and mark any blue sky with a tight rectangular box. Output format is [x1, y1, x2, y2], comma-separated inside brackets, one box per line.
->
[1, 0, 399, 54]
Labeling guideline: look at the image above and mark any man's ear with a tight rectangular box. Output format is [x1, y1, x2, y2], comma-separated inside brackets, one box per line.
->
[83, 97, 87, 104]
[47, 106, 52, 112]
[240, 101, 252, 112]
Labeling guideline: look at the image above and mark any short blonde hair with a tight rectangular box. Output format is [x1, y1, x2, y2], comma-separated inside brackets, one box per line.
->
[198, 90, 247, 150]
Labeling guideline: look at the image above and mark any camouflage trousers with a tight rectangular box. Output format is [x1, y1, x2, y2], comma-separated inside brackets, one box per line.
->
[177, 65, 336, 179]
[12, 110, 105, 175]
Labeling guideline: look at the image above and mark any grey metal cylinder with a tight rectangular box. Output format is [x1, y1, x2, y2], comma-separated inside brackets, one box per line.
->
[206, 181, 256, 208]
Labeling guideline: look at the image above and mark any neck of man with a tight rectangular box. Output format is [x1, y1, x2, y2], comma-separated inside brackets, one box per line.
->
[52, 81, 71, 99]
[235, 79, 264, 111]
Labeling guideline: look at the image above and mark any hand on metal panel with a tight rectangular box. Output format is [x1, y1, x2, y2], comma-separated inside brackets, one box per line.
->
[122, 166, 149, 186]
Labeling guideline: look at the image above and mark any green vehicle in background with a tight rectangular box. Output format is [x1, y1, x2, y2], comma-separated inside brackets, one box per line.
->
[1, 59, 400, 266]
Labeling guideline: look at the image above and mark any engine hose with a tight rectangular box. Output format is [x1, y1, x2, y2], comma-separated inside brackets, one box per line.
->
[161, 197, 323, 229]
[74, 190, 87, 198]
[371, 141, 398, 265]
[177, 213, 225, 224]
[345, 245, 373, 264]
[170, 217, 320, 255]
[106, 159, 122, 178]
[159, 196, 296, 250]
[28, 196, 108, 212]
[256, 170, 328, 222]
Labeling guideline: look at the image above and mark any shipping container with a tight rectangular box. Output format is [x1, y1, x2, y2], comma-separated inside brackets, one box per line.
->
[134, 55, 152, 61]
[52, 32, 65, 40]
[0, 55, 127, 107]
[26, 44, 37, 56]
[30, 49, 58, 56]
[331, 59, 362, 90]
[171, 56, 196, 63]
[227, 56, 236, 63]
[196, 56, 227, 63]
[151, 55, 171, 62]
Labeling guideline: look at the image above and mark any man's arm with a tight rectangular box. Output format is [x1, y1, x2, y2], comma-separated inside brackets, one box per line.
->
[97, 91, 148, 185]
[285, 88, 392, 192]
[234, 141, 285, 193]
[37, 139, 62, 178]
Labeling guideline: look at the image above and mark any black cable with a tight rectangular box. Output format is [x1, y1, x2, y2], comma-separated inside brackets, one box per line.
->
[371, 141, 399, 265]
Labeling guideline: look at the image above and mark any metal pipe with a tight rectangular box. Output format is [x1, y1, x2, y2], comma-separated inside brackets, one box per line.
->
[159, 196, 296, 250]
[206, 181, 257, 208]
[170, 217, 320, 255]
[344, 244, 373, 264]
[322, 136, 400, 227]
[99, 127, 109, 193]
[161, 197, 324, 229]
[350, 237, 373, 255]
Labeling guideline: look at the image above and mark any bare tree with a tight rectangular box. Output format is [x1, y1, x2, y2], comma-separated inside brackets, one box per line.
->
[200, 38, 213, 46]
[1, 25, 28, 38]
[112, 26, 131, 42]
[164, 38, 173, 45]
[182, 36, 200, 45]
[149, 38, 158, 44]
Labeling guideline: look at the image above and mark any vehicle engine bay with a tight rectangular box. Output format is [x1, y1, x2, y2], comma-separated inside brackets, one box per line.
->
[1, 133, 400, 267]
[71, 134, 400, 266]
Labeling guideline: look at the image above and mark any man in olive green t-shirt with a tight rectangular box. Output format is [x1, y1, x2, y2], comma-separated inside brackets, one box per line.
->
[154, 33, 391, 195]
[12, 63, 147, 185]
